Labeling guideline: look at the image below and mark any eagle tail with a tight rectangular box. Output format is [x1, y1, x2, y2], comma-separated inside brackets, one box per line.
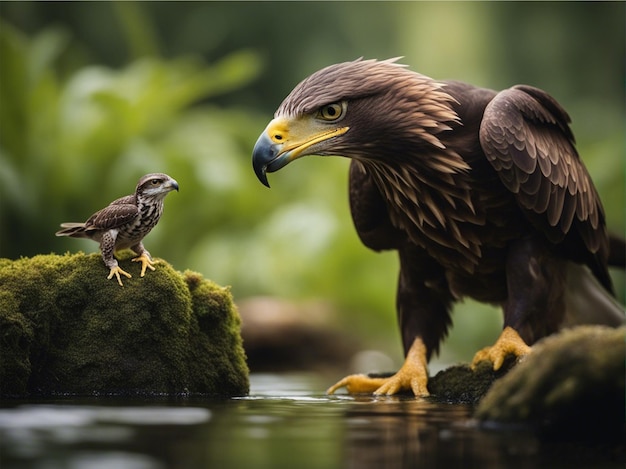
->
[564, 263, 625, 328]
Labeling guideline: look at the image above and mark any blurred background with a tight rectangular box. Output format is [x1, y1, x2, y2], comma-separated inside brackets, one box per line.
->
[1, 2, 624, 373]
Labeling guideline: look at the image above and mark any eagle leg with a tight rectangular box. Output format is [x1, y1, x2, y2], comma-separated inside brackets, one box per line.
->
[471, 236, 564, 370]
[470, 326, 531, 370]
[107, 265, 133, 287]
[131, 246, 157, 277]
[327, 337, 429, 396]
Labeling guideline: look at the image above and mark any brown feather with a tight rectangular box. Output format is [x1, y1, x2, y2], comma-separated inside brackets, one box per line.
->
[264, 58, 621, 362]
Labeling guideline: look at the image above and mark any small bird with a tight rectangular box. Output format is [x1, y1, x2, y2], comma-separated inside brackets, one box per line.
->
[56, 173, 179, 286]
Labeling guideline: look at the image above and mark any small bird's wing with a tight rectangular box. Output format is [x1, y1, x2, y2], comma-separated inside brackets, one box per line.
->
[479, 85, 610, 290]
[84, 195, 139, 232]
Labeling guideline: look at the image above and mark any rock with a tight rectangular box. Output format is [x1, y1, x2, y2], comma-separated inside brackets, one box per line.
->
[238, 297, 360, 372]
[0, 252, 249, 397]
[475, 326, 625, 441]
[427, 355, 518, 405]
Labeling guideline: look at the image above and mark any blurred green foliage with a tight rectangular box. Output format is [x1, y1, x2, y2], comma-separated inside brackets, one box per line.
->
[1, 2, 623, 366]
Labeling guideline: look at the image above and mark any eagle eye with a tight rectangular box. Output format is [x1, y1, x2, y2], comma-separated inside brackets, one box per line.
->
[317, 102, 346, 121]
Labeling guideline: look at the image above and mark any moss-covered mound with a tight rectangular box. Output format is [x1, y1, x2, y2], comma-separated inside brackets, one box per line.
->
[0, 252, 249, 397]
[427, 356, 518, 405]
[475, 326, 625, 440]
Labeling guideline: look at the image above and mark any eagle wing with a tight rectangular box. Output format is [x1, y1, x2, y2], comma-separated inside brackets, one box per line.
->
[479, 85, 610, 289]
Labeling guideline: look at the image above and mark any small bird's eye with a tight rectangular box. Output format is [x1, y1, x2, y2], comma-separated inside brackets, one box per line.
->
[318, 102, 345, 121]
[151, 179, 161, 185]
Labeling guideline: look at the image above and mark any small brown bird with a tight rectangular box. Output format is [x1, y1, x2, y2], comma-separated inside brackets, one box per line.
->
[56, 173, 179, 286]
[252, 58, 625, 396]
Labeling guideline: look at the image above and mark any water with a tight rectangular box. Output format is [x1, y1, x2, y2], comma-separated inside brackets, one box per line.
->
[0, 374, 622, 468]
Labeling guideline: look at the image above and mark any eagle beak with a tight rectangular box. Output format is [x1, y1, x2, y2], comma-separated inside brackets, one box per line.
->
[252, 117, 349, 188]
[252, 131, 282, 188]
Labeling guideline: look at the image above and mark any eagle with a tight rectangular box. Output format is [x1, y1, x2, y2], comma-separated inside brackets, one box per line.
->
[252, 58, 625, 396]
[56, 173, 179, 286]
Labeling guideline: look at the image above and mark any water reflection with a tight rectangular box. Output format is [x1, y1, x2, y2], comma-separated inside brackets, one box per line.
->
[342, 397, 537, 469]
[0, 373, 622, 468]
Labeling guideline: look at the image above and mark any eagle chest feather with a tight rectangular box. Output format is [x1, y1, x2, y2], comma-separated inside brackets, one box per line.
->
[363, 152, 493, 273]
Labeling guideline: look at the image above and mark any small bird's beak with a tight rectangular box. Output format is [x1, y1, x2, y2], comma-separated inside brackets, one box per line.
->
[167, 179, 180, 192]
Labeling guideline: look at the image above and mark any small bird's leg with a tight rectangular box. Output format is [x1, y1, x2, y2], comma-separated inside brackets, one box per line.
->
[101, 231, 132, 287]
[130, 242, 157, 277]
[107, 265, 133, 287]
[327, 337, 429, 396]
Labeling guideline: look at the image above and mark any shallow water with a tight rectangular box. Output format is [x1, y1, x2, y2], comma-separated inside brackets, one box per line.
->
[0, 373, 622, 468]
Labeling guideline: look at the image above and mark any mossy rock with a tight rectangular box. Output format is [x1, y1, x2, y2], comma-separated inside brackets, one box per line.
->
[427, 355, 518, 405]
[0, 252, 249, 397]
[476, 326, 625, 440]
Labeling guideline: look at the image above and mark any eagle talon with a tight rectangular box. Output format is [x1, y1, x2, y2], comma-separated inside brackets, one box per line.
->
[327, 338, 429, 397]
[132, 253, 157, 277]
[107, 266, 132, 287]
[327, 374, 388, 395]
[471, 326, 532, 371]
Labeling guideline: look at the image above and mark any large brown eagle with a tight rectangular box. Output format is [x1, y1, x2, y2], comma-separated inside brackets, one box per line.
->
[252, 58, 624, 396]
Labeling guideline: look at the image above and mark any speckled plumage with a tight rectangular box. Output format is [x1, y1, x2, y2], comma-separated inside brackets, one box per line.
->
[56, 173, 179, 285]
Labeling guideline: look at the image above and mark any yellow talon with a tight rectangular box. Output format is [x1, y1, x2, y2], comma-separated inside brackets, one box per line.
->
[327, 338, 429, 397]
[107, 266, 132, 287]
[471, 326, 532, 371]
[132, 253, 157, 277]
[326, 374, 388, 395]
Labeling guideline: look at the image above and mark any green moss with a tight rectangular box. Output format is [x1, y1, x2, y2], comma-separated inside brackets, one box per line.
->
[0, 252, 249, 397]
[184, 270, 249, 396]
[427, 356, 518, 405]
[476, 326, 625, 439]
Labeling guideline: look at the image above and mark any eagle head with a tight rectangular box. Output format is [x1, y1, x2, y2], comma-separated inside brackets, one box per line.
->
[252, 58, 461, 187]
